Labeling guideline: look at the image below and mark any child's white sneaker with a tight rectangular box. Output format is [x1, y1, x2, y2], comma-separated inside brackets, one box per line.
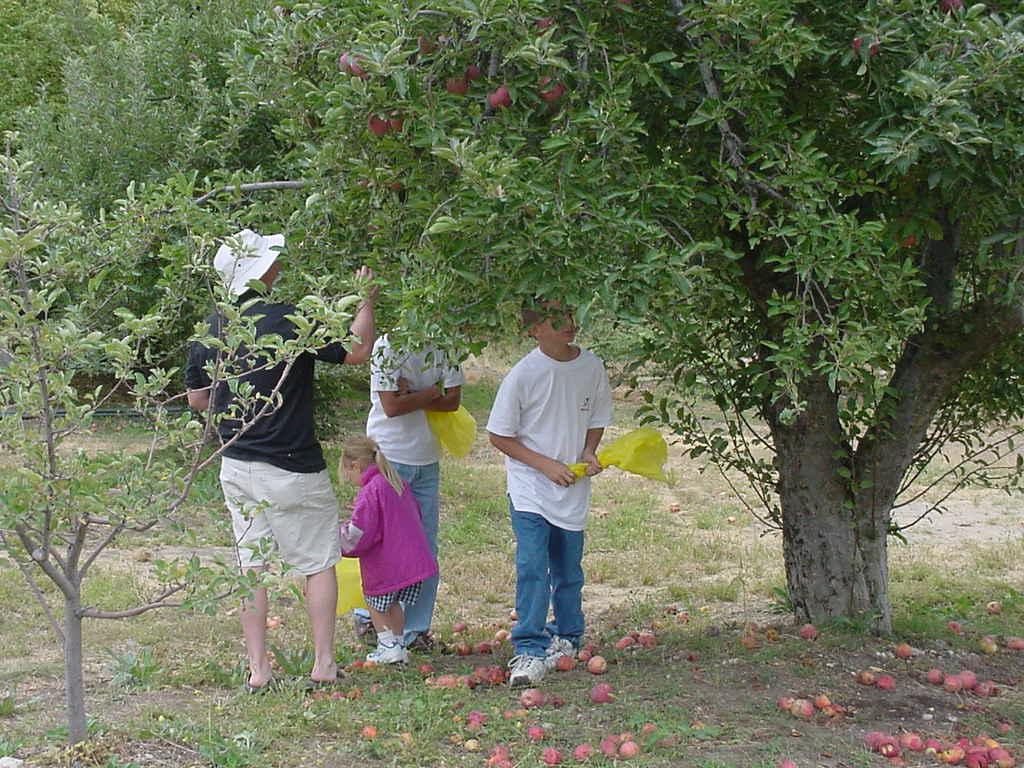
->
[367, 642, 409, 665]
[508, 654, 546, 687]
[544, 637, 576, 670]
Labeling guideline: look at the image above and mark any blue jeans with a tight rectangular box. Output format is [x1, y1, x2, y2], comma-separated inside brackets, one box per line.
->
[509, 501, 585, 658]
[392, 461, 440, 644]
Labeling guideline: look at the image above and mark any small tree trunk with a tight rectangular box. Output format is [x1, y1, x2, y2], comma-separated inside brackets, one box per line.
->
[64, 592, 87, 744]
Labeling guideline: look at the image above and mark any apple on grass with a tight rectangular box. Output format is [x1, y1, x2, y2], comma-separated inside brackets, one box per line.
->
[519, 688, 546, 708]
[798, 623, 818, 640]
[618, 740, 640, 758]
[542, 747, 563, 766]
[893, 642, 914, 660]
[590, 683, 615, 703]
[572, 744, 594, 761]
[788, 699, 814, 719]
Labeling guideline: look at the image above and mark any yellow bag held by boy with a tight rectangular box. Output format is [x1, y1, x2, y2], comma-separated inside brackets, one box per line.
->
[569, 426, 669, 483]
[426, 405, 477, 458]
[335, 557, 367, 615]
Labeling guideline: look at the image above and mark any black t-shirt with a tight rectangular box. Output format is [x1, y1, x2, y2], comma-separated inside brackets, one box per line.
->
[184, 295, 347, 473]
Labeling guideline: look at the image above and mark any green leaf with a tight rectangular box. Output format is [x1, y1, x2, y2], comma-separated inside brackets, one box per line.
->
[648, 51, 676, 64]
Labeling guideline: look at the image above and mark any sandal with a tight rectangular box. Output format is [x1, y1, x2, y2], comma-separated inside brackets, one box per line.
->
[243, 677, 276, 695]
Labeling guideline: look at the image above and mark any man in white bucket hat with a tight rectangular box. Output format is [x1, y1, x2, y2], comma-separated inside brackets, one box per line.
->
[185, 229, 376, 692]
[212, 228, 286, 297]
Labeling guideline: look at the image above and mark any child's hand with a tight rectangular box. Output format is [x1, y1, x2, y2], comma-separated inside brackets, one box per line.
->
[541, 457, 577, 487]
[580, 450, 603, 476]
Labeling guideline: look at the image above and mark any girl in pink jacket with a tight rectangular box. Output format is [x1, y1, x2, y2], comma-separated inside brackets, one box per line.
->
[339, 437, 438, 664]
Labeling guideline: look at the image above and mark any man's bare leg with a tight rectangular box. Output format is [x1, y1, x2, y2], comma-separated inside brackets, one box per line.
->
[306, 566, 338, 683]
[239, 567, 273, 689]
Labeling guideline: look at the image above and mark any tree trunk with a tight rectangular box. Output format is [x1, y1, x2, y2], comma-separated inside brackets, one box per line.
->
[64, 592, 87, 744]
[769, 377, 893, 633]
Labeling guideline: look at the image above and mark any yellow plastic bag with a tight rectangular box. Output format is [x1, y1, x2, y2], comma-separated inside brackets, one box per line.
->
[569, 426, 669, 483]
[426, 405, 477, 458]
[335, 557, 367, 615]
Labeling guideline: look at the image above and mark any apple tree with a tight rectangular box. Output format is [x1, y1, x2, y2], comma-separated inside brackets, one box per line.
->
[218, 0, 1024, 632]
[0, 137, 371, 743]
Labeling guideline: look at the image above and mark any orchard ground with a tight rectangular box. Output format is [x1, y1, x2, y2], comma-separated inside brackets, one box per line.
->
[0, 360, 1022, 768]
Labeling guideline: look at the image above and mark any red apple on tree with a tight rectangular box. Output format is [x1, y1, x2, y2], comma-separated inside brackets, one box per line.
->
[367, 114, 389, 136]
[339, 52, 369, 79]
[446, 77, 469, 96]
[488, 84, 512, 110]
[941, 0, 964, 12]
[539, 76, 567, 103]
[418, 35, 437, 55]
[465, 64, 483, 81]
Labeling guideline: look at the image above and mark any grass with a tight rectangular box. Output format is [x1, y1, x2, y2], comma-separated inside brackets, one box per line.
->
[1, 379, 1023, 767]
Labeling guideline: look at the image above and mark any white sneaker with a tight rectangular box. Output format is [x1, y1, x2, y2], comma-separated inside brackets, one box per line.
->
[544, 637, 576, 670]
[367, 642, 409, 665]
[508, 654, 547, 687]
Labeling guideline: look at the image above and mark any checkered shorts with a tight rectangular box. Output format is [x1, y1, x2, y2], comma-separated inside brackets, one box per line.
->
[365, 581, 423, 613]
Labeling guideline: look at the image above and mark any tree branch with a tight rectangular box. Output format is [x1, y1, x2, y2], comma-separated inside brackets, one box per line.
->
[13, 522, 77, 598]
[78, 517, 128, 579]
[671, 0, 795, 211]
[193, 180, 307, 207]
[77, 584, 186, 619]
[856, 298, 1024, 510]
[0, 529, 65, 643]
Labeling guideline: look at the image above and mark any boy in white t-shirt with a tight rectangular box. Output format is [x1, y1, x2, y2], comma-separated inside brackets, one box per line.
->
[486, 301, 613, 687]
[361, 334, 464, 650]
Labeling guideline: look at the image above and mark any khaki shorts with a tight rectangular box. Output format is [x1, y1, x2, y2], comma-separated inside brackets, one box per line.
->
[220, 457, 341, 576]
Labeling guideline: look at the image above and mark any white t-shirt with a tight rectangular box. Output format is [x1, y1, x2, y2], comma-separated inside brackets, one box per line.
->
[486, 346, 613, 530]
[366, 335, 465, 466]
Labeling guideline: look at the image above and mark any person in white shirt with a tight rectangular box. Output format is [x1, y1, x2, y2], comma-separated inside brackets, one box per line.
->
[361, 334, 463, 650]
[486, 301, 613, 687]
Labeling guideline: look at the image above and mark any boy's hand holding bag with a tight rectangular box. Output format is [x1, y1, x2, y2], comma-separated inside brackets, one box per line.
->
[568, 426, 669, 483]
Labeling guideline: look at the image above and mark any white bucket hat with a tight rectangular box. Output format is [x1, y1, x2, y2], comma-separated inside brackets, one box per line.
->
[213, 229, 285, 296]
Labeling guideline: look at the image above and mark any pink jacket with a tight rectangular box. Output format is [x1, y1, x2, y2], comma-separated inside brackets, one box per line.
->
[339, 465, 438, 596]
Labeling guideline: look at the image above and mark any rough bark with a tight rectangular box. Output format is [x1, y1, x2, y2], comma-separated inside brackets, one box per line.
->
[766, 375, 892, 629]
